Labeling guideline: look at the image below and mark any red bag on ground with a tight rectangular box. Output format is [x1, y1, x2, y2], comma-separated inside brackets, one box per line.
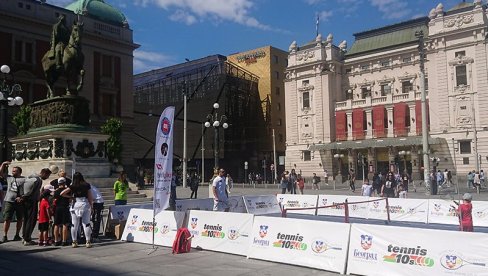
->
[172, 228, 192, 254]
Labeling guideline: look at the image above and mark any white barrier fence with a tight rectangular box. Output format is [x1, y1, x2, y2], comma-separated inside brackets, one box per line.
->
[108, 203, 153, 221]
[243, 195, 281, 215]
[347, 223, 488, 276]
[175, 196, 246, 213]
[276, 194, 319, 215]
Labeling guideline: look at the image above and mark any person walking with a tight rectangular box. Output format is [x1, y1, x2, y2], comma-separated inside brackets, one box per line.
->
[189, 173, 199, 199]
[22, 168, 52, 245]
[226, 174, 233, 195]
[212, 168, 229, 212]
[53, 177, 70, 246]
[289, 169, 298, 194]
[279, 172, 288, 194]
[113, 171, 129, 205]
[467, 171, 474, 189]
[1, 162, 25, 243]
[455, 193, 473, 232]
[474, 171, 481, 193]
[90, 183, 104, 242]
[323, 170, 329, 186]
[312, 173, 320, 190]
[361, 178, 372, 197]
[381, 174, 396, 198]
[348, 169, 356, 192]
[61, 172, 93, 248]
[297, 174, 305, 194]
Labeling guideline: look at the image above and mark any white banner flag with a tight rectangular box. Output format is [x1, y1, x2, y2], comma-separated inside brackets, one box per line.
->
[153, 106, 175, 215]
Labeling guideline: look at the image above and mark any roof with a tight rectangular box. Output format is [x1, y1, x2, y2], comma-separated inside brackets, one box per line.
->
[346, 17, 429, 57]
[65, 0, 128, 27]
[308, 136, 445, 151]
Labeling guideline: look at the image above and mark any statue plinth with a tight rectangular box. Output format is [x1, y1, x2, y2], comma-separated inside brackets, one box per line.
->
[28, 96, 89, 134]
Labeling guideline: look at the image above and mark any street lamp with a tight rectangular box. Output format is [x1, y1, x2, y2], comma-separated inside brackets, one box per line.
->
[205, 103, 228, 171]
[0, 65, 23, 164]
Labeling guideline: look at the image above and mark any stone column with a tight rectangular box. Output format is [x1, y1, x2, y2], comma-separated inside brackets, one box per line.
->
[386, 107, 394, 137]
[365, 109, 373, 138]
[346, 111, 353, 141]
[388, 146, 397, 172]
[408, 104, 416, 136]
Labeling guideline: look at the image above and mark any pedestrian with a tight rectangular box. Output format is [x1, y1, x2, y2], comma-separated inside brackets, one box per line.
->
[361, 178, 372, 197]
[170, 174, 177, 210]
[401, 171, 410, 192]
[38, 190, 52, 246]
[323, 170, 329, 186]
[50, 169, 72, 189]
[454, 193, 473, 232]
[189, 173, 199, 199]
[41, 184, 56, 245]
[1, 162, 25, 243]
[372, 173, 381, 196]
[481, 170, 486, 187]
[447, 170, 453, 187]
[467, 171, 474, 189]
[90, 183, 104, 242]
[113, 171, 129, 205]
[312, 173, 320, 190]
[53, 177, 70, 246]
[381, 174, 396, 198]
[60, 172, 93, 248]
[348, 169, 356, 192]
[279, 172, 288, 194]
[398, 184, 407, 198]
[226, 174, 233, 195]
[212, 168, 229, 212]
[289, 169, 298, 194]
[297, 174, 305, 194]
[21, 168, 51, 245]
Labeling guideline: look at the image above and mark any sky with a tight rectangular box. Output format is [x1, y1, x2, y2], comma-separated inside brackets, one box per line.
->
[48, 0, 462, 74]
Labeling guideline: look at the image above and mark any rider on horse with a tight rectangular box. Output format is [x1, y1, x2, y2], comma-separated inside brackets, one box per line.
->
[49, 15, 70, 70]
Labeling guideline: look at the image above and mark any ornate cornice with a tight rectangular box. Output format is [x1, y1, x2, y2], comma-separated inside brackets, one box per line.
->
[444, 14, 474, 28]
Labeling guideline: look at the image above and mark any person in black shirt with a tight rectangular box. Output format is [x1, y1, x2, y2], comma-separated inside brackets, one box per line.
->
[53, 177, 70, 246]
[61, 172, 93, 248]
[50, 169, 72, 189]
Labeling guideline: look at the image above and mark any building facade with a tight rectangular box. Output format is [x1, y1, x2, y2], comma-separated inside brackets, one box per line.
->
[285, 1, 487, 180]
[227, 46, 288, 176]
[0, 0, 138, 166]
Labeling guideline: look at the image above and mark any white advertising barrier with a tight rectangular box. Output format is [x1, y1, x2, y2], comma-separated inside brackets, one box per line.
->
[248, 216, 350, 274]
[347, 223, 488, 276]
[121, 208, 185, 247]
[365, 196, 390, 221]
[187, 210, 253, 256]
[228, 195, 247, 213]
[108, 203, 153, 221]
[472, 201, 488, 227]
[318, 195, 372, 219]
[386, 198, 428, 223]
[276, 194, 319, 215]
[175, 198, 213, 212]
[243, 195, 281, 215]
[427, 199, 459, 225]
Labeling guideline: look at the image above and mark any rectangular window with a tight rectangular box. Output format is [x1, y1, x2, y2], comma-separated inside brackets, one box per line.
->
[302, 80, 309, 86]
[456, 65, 467, 86]
[275, 71, 280, 79]
[381, 60, 390, 67]
[403, 57, 411, 63]
[361, 64, 370, 70]
[455, 51, 466, 58]
[277, 119, 282, 126]
[345, 68, 352, 74]
[273, 55, 279, 64]
[402, 81, 413, 94]
[303, 92, 310, 109]
[102, 55, 113, 77]
[101, 94, 115, 116]
[380, 84, 391, 96]
[303, 151, 311, 161]
[361, 87, 369, 99]
[463, 157, 470, 165]
[460, 140, 471, 154]
[275, 87, 280, 95]
[14, 40, 22, 62]
[424, 77, 428, 91]
[25, 42, 33, 64]
[277, 103, 281, 111]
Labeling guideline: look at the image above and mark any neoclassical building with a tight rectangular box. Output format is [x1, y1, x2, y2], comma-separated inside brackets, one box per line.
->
[285, 1, 487, 180]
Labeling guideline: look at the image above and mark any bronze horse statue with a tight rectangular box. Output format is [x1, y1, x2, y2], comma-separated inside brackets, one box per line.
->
[42, 21, 85, 98]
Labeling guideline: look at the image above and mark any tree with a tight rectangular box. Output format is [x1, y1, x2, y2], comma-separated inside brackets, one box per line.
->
[12, 105, 31, 135]
[101, 118, 123, 163]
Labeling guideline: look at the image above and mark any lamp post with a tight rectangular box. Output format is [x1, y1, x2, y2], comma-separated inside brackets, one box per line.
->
[0, 65, 23, 164]
[205, 103, 228, 171]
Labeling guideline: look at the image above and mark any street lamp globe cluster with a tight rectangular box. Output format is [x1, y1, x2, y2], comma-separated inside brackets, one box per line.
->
[205, 103, 228, 171]
[0, 64, 24, 163]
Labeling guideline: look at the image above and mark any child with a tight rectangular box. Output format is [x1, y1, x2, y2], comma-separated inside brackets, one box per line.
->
[455, 193, 473, 232]
[38, 190, 52, 246]
[398, 184, 407, 198]
[361, 178, 372, 197]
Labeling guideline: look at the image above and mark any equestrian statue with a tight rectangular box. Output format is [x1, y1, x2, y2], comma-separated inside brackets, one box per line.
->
[42, 15, 85, 98]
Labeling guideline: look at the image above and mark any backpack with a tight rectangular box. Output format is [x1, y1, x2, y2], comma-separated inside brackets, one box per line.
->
[172, 228, 192, 254]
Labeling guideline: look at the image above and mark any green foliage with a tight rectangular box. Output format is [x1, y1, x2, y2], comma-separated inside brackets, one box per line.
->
[101, 118, 123, 163]
[12, 105, 31, 135]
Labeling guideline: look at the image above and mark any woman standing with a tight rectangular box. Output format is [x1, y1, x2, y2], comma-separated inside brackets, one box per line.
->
[297, 174, 305, 194]
[60, 172, 93, 248]
[279, 172, 289, 194]
[113, 171, 129, 205]
[53, 177, 70, 246]
[455, 193, 474, 232]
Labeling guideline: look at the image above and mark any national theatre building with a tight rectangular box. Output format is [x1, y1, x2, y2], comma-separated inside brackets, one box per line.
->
[285, 2, 488, 180]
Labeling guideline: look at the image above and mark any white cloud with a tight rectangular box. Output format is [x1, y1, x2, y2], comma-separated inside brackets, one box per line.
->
[133, 50, 175, 73]
[304, 0, 322, 4]
[319, 10, 333, 21]
[370, 0, 410, 20]
[133, 0, 272, 30]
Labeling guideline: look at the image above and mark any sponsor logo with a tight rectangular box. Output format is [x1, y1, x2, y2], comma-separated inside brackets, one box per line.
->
[161, 117, 171, 135]
[116, 211, 125, 221]
[201, 224, 225, 239]
[322, 198, 328, 206]
[253, 225, 270, 247]
[254, 201, 269, 209]
[383, 244, 434, 267]
[387, 205, 405, 214]
[475, 211, 487, 219]
[440, 251, 487, 270]
[127, 215, 139, 231]
[227, 227, 249, 240]
[138, 220, 158, 233]
[353, 235, 378, 261]
[434, 203, 442, 212]
[310, 238, 342, 254]
[283, 200, 301, 208]
[272, 232, 307, 251]
[160, 223, 170, 235]
[190, 218, 198, 229]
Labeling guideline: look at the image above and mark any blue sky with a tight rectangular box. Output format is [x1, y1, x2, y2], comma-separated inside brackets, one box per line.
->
[49, 0, 462, 74]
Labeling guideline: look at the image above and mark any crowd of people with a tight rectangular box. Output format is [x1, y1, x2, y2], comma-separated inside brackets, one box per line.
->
[0, 161, 106, 247]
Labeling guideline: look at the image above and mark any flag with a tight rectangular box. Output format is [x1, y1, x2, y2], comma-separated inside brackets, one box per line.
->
[153, 106, 175, 215]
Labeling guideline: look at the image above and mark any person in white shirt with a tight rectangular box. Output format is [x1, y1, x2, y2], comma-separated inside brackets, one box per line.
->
[324, 170, 329, 185]
[212, 168, 229, 212]
[225, 174, 233, 195]
[90, 184, 104, 241]
[361, 178, 372, 197]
